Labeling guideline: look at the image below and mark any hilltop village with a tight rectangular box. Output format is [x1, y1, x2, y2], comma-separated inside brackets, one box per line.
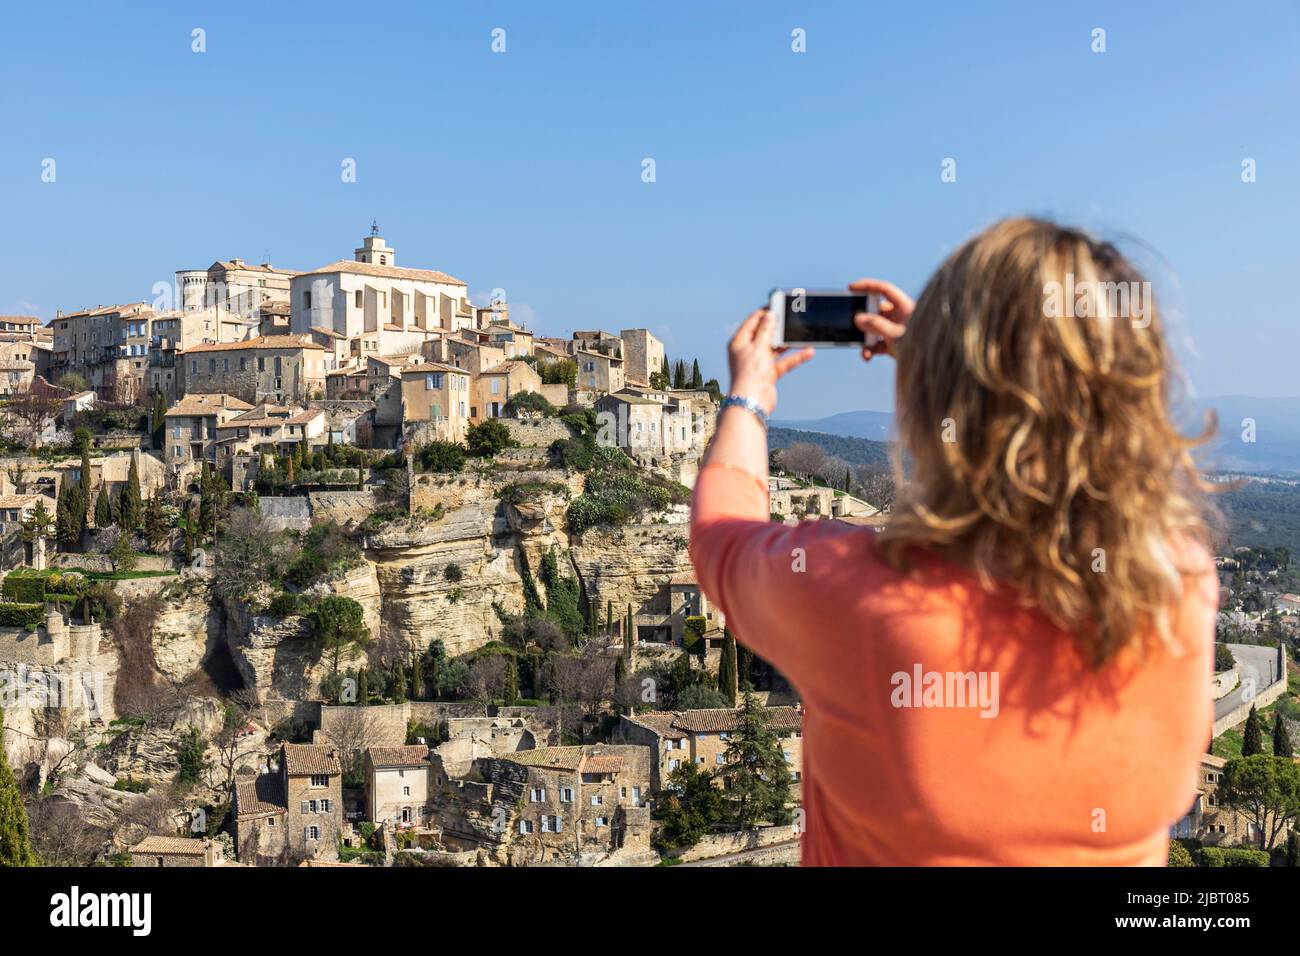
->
[0, 228, 883, 867]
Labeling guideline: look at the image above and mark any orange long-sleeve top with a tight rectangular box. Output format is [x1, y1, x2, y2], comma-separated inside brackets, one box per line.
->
[688, 465, 1216, 866]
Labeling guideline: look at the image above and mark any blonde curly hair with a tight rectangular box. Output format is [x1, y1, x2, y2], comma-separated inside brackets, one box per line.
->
[877, 217, 1214, 666]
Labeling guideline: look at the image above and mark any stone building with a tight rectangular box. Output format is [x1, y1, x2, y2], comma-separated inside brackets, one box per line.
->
[182, 335, 327, 404]
[575, 346, 625, 395]
[129, 835, 226, 868]
[474, 359, 542, 420]
[289, 229, 472, 356]
[615, 707, 804, 794]
[619, 328, 665, 387]
[175, 258, 298, 317]
[50, 302, 153, 400]
[162, 393, 254, 486]
[232, 743, 343, 864]
[364, 745, 432, 827]
[400, 362, 471, 441]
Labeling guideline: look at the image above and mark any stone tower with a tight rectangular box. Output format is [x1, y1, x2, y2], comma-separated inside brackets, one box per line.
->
[355, 222, 395, 266]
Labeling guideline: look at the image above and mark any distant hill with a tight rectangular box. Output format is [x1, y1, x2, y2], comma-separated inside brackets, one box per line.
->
[777, 397, 1300, 476]
[771, 409, 894, 441]
[767, 426, 890, 467]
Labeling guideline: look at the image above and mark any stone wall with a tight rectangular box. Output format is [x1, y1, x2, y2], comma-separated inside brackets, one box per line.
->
[667, 824, 801, 863]
[258, 496, 313, 531]
[308, 491, 377, 526]
[502, 418, 571, 448]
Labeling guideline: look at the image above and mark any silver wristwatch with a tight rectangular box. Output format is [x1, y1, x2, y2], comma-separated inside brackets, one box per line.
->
[718, 394, 768, 429]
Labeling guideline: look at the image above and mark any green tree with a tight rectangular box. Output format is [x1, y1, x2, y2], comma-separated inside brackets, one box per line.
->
[625, 603, 634, 654]
[653, 761, 727, 851]
[119, 455, 142, 531]
[151, 391, 167, 450]
[20, 498, 55, 545]
[176, 727, 208, 787]
[411, 652, 424, 701]
[690, 359, 703, 389]
[143, 490, 167, 552]
[466, 419, 516, 457]
[94, 484, 112, 529]
[415, 440, 466, 473]
[1273, 711, 1294, 758]
[310, 596, 373, 675]
[716, 691, 793, 829]
[1243, 704, 1265, 757]
[1167, 840, 1195, 867]
[391, 665, 407, 704]
[1286, 830, 1300, 867]
[109, 531, 137, 573]
[357, 668, 370, 706]
[614, 653, 627, 687]
[56, 482, 80, 549]
[1217, 754, 1300, 850]
[502, 658, 519, 706]
[78, 446, 92, 532]
[0, 709, 39, 865]
[672, 359, 687, 389]
[718, 631, 738, 707]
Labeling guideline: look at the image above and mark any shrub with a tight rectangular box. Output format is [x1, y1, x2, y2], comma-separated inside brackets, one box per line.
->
[503, 390, 557, 418]
[443, 564, 463, 583]
[683, 616, 706, 648]
[466, 420, 516, 457]
[1, 575, 46, 604]
[284, 522, 360, 588]
[566, 456, 690, 535]
[0, 602, 45, 628]
[415, 441, 466, 473]
[1167, 840, 1195, 867]
[1214, 643, 1237, 673]
[267, 591, 311, 618]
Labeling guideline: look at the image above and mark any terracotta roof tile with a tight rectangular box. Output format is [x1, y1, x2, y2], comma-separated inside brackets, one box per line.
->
[234, 773, 286, 815]
[301, 259, 465, 286]
[366, 745, 431, 767]
[186, 335, 324, 354]
[130, 835, 209, 856]
[282, 744, 342, 776]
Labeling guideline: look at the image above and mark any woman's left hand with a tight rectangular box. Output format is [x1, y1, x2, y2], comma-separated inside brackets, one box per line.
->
[727, 308, 814, 416]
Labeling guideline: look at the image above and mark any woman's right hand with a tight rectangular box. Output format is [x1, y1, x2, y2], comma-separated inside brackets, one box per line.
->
[849, 278, 914, 362]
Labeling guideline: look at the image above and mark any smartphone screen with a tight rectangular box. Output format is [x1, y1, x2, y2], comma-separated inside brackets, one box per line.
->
[778, 291, 870, 345]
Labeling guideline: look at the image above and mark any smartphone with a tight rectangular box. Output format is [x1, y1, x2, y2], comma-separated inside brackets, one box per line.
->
[769, 289, 881, 348]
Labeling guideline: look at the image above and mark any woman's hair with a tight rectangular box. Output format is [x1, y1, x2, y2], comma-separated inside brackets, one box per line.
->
[877, 217, 1213, 666]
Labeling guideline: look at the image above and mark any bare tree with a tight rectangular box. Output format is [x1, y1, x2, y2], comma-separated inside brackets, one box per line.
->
[318, 704, 376, 784]
[854, 462, 897, 511]
[26, 797, 108, 865]
[462, 656, 510, 708]
[777, 442, 826, 481]
[212, 690, 264, 797]
[4, 381, 62, 444]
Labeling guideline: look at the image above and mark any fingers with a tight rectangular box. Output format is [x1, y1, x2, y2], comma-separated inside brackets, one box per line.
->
[854, 312, 907, 341]
[773, 346, 814, 378]
[733, 307, 768, 347]
[848, 277, 916, 316]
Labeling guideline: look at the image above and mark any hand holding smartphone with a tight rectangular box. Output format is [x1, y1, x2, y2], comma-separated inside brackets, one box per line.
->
[768, 288, 883, 349]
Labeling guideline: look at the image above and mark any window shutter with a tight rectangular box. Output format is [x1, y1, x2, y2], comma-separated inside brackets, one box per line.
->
[304, 827, 310, 841]
[300, 801, 309, 814]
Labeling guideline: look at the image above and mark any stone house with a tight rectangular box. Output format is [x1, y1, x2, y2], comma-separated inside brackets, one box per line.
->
[363, 745, 432, 827]
[0, 358, 35, 397]
[400, 362, 471, 442]
[615, 707, 804, 794]
[619, 328, 665, 387]
[50, 301, 153, 400]
[175, 258, 298, 318]
[484, 744, 653, 865]
[1170, 752, 1295, 849]
[483, 320, 533, 359]
[475, 359, 542, 420]
[0, 314, 45, 342]
[213, 404, 328, 462]
[575, 347, 625, 395]
[129, 835, 225, 867]
[182, 335, 328, 404]
[231, 743, 343, 863]
[163, 393, 254, 487]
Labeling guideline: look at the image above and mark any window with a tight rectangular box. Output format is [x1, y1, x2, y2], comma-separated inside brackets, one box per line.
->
[304, 291, 312, 308]
[321, 799, 332, 812]
[594, 817, 608, 828]
[307, 826, 320, 840]
[239, 358, 246, 371]
[669, 759, 680, 771]
[355, 290, 363, 309]
[208, 359, 216, 373]
[529, 787, 545, 803]
[173, 425, 181, 438]
[222, 358, 229, 371]
[632, 787, 642, 806]
[426, 373, 443, 390]
[258, 357, 265, 372]
[590, 794, 603, 806]
[310, 774, 328, 788]
[490, 378, 500, 395]
[190, 360, 197, 374]
[518, 819, 534, 834]
[719, 732, 730, 740]
[560, 788, 574, 803]
[403, 786, 410, 797]
[716, 753, 726, 765]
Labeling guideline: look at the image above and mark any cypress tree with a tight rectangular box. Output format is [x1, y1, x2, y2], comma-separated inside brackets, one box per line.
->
[357, 668, 369, 707]
[502, 658, 519, 707]
[690, 359, 703, 389]
[719, 631, 738, 706]
[716, 691, 793, 828]
[672, 360, 687, 389]
[614, 653, 627, 686]
[1287, 830, 1300, 867]
[1273, 711, 1294, 757]
[412, 652, 424, 702]
[1242, 704, 1264, 756]
[392, 665, 407, 704]
[625, 603, 634, 654]
[143, 490, 166, 552]
[660, 356, 670, 381]
[120, 455, 142, 531]
[606, 600, 613, 636]
[78, 447, 92, 534]
[151, 392, 167, 450]
[94, 484, 112, 529]
[0, 708, 39, 866]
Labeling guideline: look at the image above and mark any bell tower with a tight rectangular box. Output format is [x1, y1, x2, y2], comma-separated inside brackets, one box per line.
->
[355, 221, 395, 266]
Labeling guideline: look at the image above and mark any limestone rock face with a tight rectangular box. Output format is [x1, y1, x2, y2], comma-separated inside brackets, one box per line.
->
[368, 500, 527, 658]
[570, 507, 693, 620]
[150, 577, 225, 683]
[306, 561, 382, 641]
[100, 695, 225, 785]
[223, 602, 343, 702]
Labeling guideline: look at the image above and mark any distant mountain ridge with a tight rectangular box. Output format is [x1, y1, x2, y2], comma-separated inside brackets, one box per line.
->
[776, 396, 1300, 476]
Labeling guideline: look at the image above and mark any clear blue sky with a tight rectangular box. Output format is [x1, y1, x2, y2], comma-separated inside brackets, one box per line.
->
[2, 1, 1297, 418]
